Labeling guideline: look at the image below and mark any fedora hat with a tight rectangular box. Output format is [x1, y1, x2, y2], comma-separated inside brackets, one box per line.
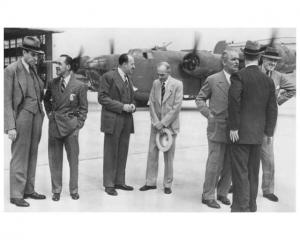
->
[156, 128, 173, 152]
[262, 46, 281, 60]
[20, 36, 44, 54]
[243, 40, 262, 56]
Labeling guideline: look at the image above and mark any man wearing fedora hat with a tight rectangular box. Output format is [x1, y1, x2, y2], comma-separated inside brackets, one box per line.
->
[139, 62, 183, 194]
[4, 36, 46, 207]
[228, 41, 278, 212]
[259, 47, 296, 202]
[196, 47, 239, 209]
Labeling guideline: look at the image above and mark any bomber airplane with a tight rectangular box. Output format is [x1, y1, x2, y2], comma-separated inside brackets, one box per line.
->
[51, 31, 296, 107]
[77, 34, 224, 106]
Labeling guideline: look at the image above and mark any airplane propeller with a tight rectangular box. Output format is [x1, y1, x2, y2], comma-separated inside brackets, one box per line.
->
[260, 28, 278, 51]
[72, 46, 84, 72]
[182, 32, 201, 72]
[109, 38, 115, 54]
[192, 32, 200, 55]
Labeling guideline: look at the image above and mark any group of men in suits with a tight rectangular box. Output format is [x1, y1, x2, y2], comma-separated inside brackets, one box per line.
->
[196, 41, 295, 212]
[4, 36, 89, 207]
[4, 37, 183, 206]
[4, 36, 295, 211]
[98, 56, 183, 196]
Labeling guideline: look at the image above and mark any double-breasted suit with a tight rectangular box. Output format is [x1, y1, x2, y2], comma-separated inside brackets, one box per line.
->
[145, 77, 183, 188]
[228, 65, 278, 212]
[260, 68, 296, 196]
[4, 59, 45, 199]
[195, 70, 232, 201]
[98, 69, 135, 188]
[44, 73, 88, 194]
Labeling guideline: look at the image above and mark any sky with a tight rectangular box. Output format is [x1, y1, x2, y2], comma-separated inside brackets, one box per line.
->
[52, 28, 296, 59]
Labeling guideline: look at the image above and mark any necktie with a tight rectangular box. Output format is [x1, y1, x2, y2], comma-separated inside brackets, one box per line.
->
[161, 81, 165, 102]
[61, 77, 66, 93]
[29, 67, 41, 99]
[266, 70, 271, 77]
[124, 74, 129, 87]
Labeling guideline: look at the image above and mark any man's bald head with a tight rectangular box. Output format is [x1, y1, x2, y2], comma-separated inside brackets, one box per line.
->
[222, 48, 240, 74]
[157, 62, 171, 82]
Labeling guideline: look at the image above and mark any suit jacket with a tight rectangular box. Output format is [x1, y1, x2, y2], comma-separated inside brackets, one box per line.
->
[228, 65, 278, 144]
[195, 70, 230, 143]
[44, 73, 88, 138]
[149, 76, 183, 134]
[98, 69, 135, 134]
[261, 68, 296, 105]
[4, 59, 44, 133]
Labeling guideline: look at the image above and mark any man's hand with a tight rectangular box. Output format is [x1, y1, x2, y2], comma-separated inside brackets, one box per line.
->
[266, 136, 272, 144]
[48, 111, 54, 118]
[129, 103, 136, 113]
[230, 130, 239, 143]
[208, 111, 214, 119]
[73, 129, 79, 137]
[8, 129, 17, 141]
[123, 104, 132, 113]
[155, 122, 164, 131]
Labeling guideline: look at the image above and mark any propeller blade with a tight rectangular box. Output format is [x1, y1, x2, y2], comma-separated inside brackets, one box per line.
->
[72, 46, 84, 72]
[109, 39, 115, 54]
[182, 32, 201, 73]
[260, 28, 278, 51]
[192, 32, 200, 54]
[268, 28, 278, 47]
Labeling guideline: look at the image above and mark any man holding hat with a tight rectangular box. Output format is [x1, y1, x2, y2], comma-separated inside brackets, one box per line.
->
[228, 41, 278, 212]
[139, 62, 183, 194]
[196, 48, 239, 209]
[259, 47, 296, 202]
[4, 36, 46, 207]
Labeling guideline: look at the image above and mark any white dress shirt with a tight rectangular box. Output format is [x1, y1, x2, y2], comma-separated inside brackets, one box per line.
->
[21, 58, 30, 73]
[223, 70, 231, 85]
[118, 67, 128, 82]
[63, 74, 71, 86]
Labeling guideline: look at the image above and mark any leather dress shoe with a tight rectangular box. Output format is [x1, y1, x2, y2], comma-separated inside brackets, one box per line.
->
[164, 188, 172, 194]
[202, 199, 221, 209]
[71, 193, 80, 200]
[217, 195, 231, 205]
[139, 185, 157, 191]
[24, 192, 46, 200]
[228, 185, 233, 194]
[52, 193, 60, 201]
[105, 187, 118, 196]
[115, 184, 134, 191]
[10, 198, 30, 207]
[263, 193, 279, 202]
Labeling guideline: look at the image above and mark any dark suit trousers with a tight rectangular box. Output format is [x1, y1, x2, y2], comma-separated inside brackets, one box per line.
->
[10, 109, 43, 198]
[229, 144, 261, 212]
[48, 132, 79, 194]
[103, 113, 132, 187]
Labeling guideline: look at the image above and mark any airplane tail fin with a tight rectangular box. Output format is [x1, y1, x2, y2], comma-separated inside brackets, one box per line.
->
[213, 40, 228, 54]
